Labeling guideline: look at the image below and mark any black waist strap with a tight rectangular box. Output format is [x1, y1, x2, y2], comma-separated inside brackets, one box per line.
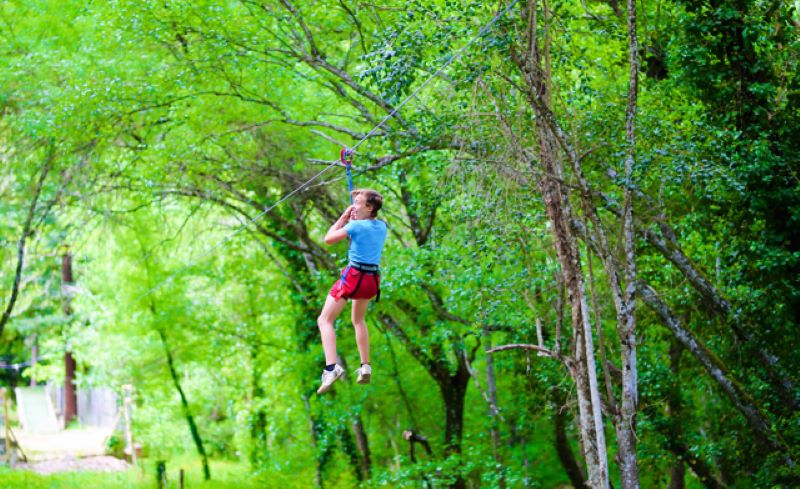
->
[350, 261, 380, 273]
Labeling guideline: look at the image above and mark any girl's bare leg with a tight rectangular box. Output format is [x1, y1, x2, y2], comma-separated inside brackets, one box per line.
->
[318, 294, 348, 365]
[351, 299, 371, 364]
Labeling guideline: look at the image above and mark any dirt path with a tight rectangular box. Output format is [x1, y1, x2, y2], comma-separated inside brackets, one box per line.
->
[10, 427, 130, 473]
[14, 455, 130, 474]
[15, 426, 110, 460]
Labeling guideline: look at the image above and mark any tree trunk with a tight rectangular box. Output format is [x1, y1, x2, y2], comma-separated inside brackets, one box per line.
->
[29, 335, 38, 387]
[437, 360, 469, 489]
[483, 330, 504, 488]
[377, 311, 470, 488]
[338, 423, 365, 482]
[62, 252, 77, 425]
[0, 158, 52, 338]
[64, 352, 77, 424]
[572, 319, 602, 487]
[507, 3, 610, 483]
[552, 388, 588, 488]
[333, 355, 372, 481]
[616, 0, 641, 483]
[158, 329, 210, 480]
[351, 418, 371, 480]
[249, 343, 268, 468]
[302, 395, 324, 489]
[533, 108, 610, 489]
[440, 375, 468, 457]
[667, 339, 685, 489]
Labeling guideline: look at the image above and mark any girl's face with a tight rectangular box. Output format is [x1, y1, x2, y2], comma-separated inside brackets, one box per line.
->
[351, 194, 373, 220]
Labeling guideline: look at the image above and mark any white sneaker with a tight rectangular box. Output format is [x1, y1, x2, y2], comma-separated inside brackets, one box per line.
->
[357, 364, 372, 384]
[317, 365, 345, 394]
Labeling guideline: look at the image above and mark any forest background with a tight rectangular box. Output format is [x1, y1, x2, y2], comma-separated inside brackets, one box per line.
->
[1, 0, 799, 487]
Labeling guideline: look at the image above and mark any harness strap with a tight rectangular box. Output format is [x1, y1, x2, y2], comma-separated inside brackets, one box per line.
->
[341, 262, 381, 302]
[350, 261, 380, 273]
[344, 269, 366, 300]
[340, 148, 354, 204]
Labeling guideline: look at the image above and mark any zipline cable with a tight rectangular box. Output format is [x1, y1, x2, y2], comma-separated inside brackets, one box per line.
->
[130, 0, 518, 305]
[132, 160, 339, 303]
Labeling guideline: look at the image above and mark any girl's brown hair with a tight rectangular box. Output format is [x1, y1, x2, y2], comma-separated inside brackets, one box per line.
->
[351, 188, 383, 217]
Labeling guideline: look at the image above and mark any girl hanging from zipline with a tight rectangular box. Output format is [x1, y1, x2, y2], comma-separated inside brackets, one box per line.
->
[316, 185, 387, 394]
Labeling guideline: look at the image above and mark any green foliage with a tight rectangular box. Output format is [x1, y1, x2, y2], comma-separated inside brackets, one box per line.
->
[0, 0, 798, 487]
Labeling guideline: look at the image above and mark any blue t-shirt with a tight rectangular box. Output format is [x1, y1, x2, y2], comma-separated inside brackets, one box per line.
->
[344, 219, 388, 265]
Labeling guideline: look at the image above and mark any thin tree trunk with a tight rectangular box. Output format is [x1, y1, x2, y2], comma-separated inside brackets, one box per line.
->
[158, 329, 211, 480]
[334, 356, 371, 481]
[552, 388, 588, 488]
[576, 273, 610, 489]
[338, 423, 365, 482]
[667, 339, 685, 489]
[573, 317, 602, 487]
[249, 343, 268, 468]
[586, 244, 616, 410]
[246, 287, 268, 468]
[302, 395, 324, 489]
[616, 0, 641, 482]
[351, 418, 371, 480]
[62, 252, 78, 425]
[0, 158, 52, 338]
[534, 95, 610, 489]
[483, 328, 504, 488]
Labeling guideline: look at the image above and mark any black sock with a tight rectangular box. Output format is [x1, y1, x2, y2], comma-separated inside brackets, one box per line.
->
[361, 362, 370, 367]
[325, 364, 336, 372]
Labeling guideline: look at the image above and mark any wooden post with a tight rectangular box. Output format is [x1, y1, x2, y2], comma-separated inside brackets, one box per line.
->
[156, 460, 167, 489]
[123, 384, 137, 467]
[30, 335, 38, 387]
[180, 468, 185, 489]
[62, 251, 77, 424]
[2, 388, 9, 464]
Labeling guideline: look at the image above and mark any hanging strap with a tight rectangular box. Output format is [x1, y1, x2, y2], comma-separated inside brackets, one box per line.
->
[340, 148, 355, 204]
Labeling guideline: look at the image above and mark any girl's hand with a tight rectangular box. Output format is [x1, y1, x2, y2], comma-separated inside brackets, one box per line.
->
[339, 205, 354, 223]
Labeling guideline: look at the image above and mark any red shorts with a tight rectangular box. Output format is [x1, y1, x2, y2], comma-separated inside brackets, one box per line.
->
[329, 266, 380, 301]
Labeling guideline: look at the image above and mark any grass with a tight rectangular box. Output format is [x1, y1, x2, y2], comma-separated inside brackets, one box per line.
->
[0, 456, 313, 489]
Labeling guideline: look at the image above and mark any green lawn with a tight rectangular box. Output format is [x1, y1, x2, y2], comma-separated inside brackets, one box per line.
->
[0, 457, 303, 489]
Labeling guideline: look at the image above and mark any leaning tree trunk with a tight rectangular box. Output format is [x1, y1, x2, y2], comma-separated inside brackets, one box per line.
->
[637, 282, 795, 469]
[157, 329, 211, 480]
[0, 158, 52, 338]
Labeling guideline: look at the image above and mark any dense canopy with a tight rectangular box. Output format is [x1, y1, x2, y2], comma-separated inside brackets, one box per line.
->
[1, 0, 798, 487]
